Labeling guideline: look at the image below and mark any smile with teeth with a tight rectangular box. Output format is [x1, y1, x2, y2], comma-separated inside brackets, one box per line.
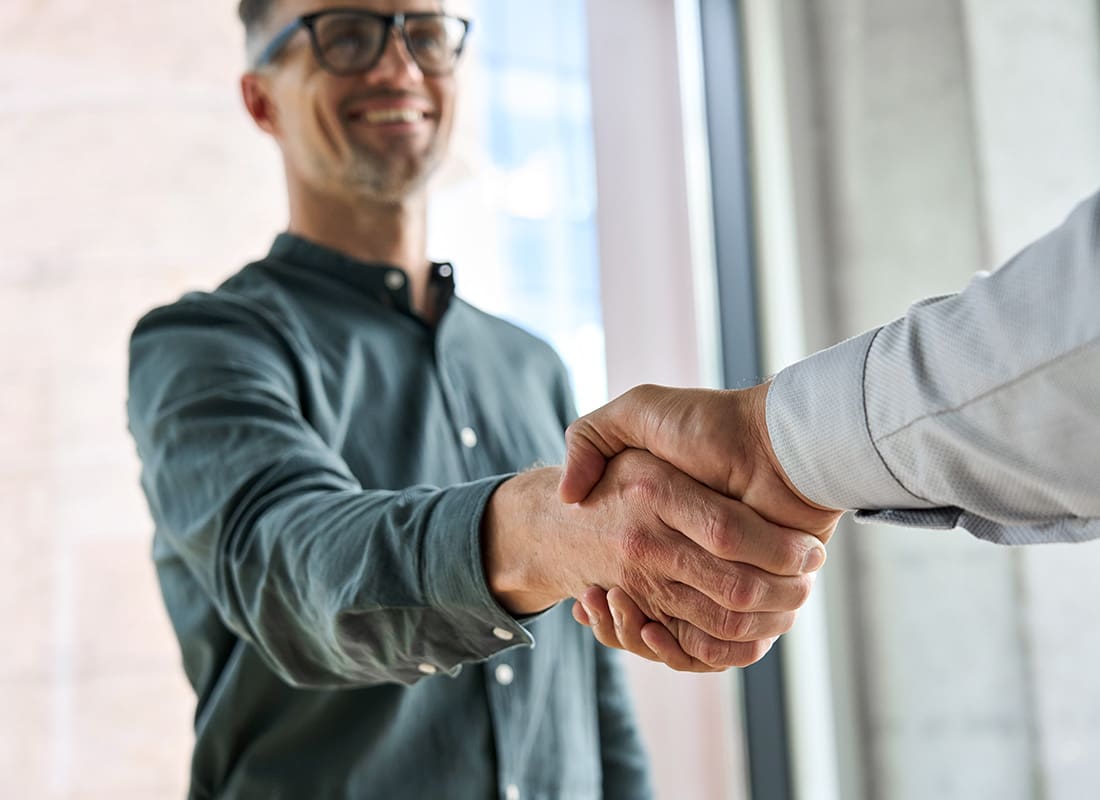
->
[362, 108, 427, 124]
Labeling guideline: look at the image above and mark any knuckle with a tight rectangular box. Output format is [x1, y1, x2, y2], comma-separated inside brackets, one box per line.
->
[695, 638, 730, 668]
[725, 568, 765, 610]
[718, 610, 755, 641]
[681, 626, 733, 668]
[703, 503, 739, 558]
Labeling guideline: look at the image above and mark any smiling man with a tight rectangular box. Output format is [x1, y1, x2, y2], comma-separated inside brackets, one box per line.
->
[126, 1, 829, 797]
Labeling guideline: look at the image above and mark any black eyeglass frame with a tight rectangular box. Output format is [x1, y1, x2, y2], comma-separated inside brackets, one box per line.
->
[251, 8, 472, 76]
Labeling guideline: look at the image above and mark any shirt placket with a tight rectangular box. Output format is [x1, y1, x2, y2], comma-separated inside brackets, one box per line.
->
[434, 316, 526, 800]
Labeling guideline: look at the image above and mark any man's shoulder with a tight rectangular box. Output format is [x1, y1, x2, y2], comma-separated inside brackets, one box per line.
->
[132, 260, 289, 338]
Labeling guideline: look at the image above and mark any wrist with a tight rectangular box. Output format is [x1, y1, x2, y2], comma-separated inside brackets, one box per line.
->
[754, 381, 840, 514]
[481, 467, 569, 615]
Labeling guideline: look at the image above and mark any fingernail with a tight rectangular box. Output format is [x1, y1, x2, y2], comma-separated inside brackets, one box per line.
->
[802, 545, 827, 572]
[609, 603, 622, 631]
[582, 602, 599, 626]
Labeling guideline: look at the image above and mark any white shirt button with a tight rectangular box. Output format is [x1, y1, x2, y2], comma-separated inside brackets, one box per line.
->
[492, 627, 514, 642]
[384, 270, 406, 290]
[460, 427, 479, 449]
[418, 663, 437, 676]
[505, 785, 520, 800]
[438, 263, 453, 279]
[495, 664, 514, 686]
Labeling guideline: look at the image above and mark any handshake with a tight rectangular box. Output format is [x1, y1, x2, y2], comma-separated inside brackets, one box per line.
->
[483, 381, 842, 673]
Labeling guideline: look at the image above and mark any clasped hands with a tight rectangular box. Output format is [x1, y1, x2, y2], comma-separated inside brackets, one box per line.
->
[556, 382, 841, 672]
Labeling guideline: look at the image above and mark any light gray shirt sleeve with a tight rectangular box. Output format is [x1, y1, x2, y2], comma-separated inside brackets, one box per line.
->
[766, 191, 1100, 545]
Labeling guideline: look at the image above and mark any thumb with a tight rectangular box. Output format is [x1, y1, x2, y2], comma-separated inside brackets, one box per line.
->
[559, 386, 665, 503]
[558, 413, 623, 504]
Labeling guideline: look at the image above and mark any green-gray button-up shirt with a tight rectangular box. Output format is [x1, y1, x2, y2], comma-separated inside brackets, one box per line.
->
[127, 234, 652, 800]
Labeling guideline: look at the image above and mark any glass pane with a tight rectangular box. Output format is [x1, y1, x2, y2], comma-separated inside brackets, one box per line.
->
[429, 0, 607, 413]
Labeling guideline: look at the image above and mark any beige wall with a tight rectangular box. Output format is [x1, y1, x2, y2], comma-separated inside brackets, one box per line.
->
[2, 2, 291, 797]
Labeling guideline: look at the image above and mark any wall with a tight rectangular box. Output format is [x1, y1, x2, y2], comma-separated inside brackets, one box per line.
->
[0, 2, 283, 797]
[767, 1, 1100, 798]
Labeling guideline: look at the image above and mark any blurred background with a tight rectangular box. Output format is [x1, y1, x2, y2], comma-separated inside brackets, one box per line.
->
[2, 0, 1099, 798]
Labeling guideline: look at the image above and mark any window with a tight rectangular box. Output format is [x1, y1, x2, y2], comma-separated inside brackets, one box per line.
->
[429, 0, 607, 413]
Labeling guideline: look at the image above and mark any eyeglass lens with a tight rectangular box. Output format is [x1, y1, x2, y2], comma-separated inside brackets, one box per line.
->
[311, 13, 466, 75]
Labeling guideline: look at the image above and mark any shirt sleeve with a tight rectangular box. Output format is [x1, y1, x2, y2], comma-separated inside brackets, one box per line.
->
[594, 645, 654, 799]
[127, 296, 532, 689]
[766, 190, 1100, 545]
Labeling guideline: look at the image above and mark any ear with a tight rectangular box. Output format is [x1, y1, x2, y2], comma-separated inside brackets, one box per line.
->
[241, 73, 279, 135]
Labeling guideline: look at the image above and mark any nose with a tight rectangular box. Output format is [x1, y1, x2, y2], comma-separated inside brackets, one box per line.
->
[365, 26, 423, 86]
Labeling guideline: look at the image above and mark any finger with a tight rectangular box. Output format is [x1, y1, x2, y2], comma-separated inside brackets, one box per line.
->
[579, 587, 629, 654]
[605, 588, 663, 664]
[653, 620, 779, 669]
[560, 386, 675, 504]
[559, 408, 632, 505]
[656, 581, 799, 642]
[578, 588, 665, 665]
[664, 551, 817, 614]
[638, 622, 725, 673]
[572, 600, 590, 626]
[652, 477, 827, 577]
[578, 586, 610, 628]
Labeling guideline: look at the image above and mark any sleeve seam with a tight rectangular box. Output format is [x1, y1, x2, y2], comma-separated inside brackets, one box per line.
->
[861, 326, 934, 506]
[875, 332, 1100, 446]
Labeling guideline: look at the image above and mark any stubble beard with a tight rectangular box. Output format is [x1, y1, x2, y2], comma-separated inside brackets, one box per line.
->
[340, 135, 445, 205]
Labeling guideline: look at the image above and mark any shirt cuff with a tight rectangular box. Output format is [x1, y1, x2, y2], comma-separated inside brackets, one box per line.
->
[420, 475, 537, 668]
[766, 328, 926, 511]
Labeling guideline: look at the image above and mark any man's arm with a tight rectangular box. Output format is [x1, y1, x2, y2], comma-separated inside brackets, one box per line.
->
[562, 189, 1100, 539]
[129, 299, 825, 688]
[766, 190, 1100, 541]
[559, 190, 1100, 666]
[130, 299, 526, 688]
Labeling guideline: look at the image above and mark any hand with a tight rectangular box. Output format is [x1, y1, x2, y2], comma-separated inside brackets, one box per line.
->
[560, 382, 840, 538]
[571, 586, 780, 673]
[558, 384, 842, 670]
[482, 449, 825, 669]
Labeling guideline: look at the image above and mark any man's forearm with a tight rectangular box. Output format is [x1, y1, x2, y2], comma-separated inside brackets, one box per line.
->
[768, 191, 1100, 540]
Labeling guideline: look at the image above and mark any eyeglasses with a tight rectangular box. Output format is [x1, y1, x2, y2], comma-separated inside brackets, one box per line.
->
[252, 9, 471, 76]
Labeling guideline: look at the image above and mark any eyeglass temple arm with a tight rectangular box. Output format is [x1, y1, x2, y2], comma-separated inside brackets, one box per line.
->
[250, 18, 305, 70]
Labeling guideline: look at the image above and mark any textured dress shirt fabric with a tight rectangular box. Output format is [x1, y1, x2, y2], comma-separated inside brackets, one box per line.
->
[767, 190, 1100, 545]
[127, 234, 652, 800]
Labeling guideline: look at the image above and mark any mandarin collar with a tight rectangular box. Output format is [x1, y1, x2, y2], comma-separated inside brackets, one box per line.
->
[267, 233, 455, 317]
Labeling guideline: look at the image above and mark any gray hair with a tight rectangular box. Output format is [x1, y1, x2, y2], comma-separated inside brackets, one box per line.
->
[239, 0, 279, 67]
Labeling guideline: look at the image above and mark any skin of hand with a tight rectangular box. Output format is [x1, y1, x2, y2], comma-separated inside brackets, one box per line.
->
[558, 383, 843, 670]
[482, 449, 827, 669]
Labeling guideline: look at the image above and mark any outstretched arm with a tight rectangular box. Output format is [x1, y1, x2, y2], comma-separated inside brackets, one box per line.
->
[562, 190, 1100, 668]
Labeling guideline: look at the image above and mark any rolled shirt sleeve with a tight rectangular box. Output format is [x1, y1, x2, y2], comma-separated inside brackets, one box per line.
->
[767, 190, 1100, 545]
[128, 299, 531, 689]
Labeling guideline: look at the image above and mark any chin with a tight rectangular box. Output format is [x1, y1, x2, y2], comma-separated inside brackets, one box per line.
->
[346, 157, 442, 204]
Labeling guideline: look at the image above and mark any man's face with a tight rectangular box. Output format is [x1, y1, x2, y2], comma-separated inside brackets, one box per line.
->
[258, 0, 459, 204]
